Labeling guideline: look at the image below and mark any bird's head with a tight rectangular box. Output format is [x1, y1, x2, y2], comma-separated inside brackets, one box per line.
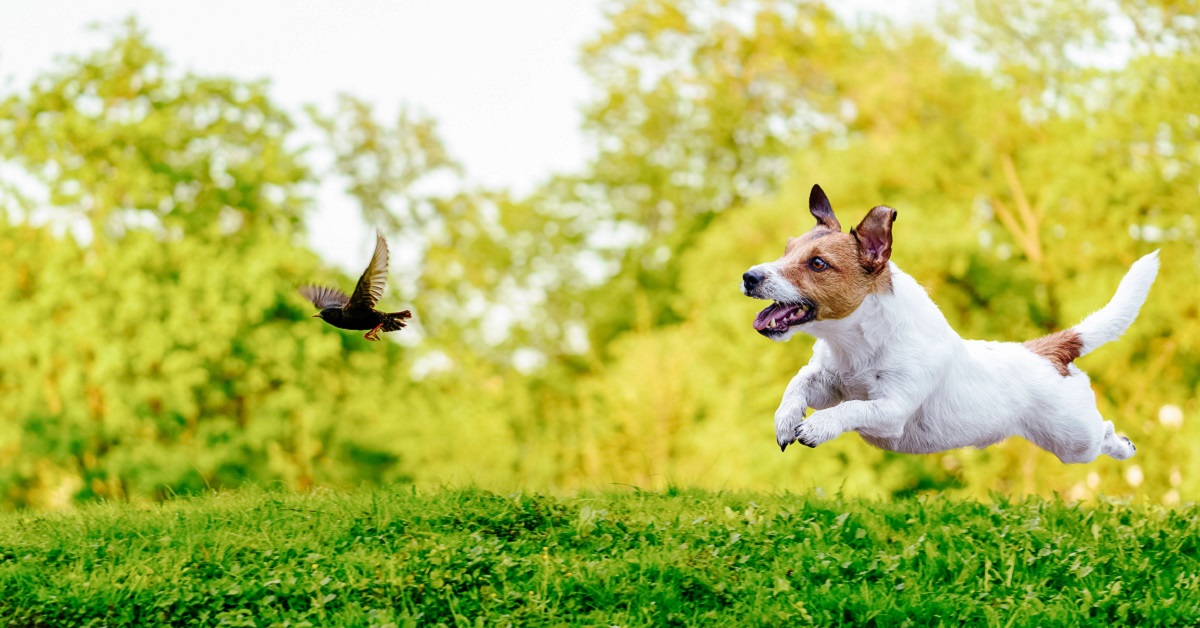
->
[314, 308, 339, 321]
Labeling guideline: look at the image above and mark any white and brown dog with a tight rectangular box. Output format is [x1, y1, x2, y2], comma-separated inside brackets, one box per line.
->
[742, 184, 1159, 463]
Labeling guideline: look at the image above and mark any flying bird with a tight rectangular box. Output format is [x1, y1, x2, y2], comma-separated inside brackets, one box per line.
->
[299, 231, 412, 341]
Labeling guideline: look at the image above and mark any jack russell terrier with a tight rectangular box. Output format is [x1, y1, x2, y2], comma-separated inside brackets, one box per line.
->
[742, 185, 1159, 463]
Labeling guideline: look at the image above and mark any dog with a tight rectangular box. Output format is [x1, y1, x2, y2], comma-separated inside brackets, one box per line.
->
[741, 184, 1159, 463]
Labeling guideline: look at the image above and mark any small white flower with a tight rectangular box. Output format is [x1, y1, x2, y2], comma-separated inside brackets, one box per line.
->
[1086, 472, 1101, 490]
[977, 230, 993, 249]
[1125, 465, 1144, 488]
[1170, 467, 1182, 487]
[1159, 405, 1184, 429]
[1163, 490, 1180, 506]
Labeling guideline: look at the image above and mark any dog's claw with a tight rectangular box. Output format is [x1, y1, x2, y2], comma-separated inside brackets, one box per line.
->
[775, 404, 806, 454]
[794, 423, 818, 448]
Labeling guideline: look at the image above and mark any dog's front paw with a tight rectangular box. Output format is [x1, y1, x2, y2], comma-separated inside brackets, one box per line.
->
[793, 413, 841, 449]
[774, 403, 806, 452]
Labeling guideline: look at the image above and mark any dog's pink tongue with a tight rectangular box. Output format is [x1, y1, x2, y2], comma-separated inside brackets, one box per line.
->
[753, 304, 779, 331]
[754, 303, 799, 331]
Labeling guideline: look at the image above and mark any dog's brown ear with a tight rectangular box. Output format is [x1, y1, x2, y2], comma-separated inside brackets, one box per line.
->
[809, 184, 841, 231]
[851, 205, 897, 273]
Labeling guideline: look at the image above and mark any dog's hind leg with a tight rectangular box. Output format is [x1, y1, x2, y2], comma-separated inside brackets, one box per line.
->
[1021, 404, 1106, 464]
[1034, 413, 1134, 464]
[1100, 420, 1136, 460]
[1025, 374, 1136, 464]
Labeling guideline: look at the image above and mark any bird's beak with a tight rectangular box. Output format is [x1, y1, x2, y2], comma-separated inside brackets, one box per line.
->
[312, 313, 321, 318]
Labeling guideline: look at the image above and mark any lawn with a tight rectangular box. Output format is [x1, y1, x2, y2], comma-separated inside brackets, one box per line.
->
[1, 488, 1198, 626]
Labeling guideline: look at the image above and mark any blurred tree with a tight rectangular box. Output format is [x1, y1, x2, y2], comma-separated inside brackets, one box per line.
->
[1, 0, 1198, 508]
[308, 96, 596, 368]
[307, 95, 459, 235]
[570, 0, 859, 344]
[549, 0, 1200, 500]
[0, 19, 309, 245]
[579, 0, 849, 236]
[0, 22, 521, 508]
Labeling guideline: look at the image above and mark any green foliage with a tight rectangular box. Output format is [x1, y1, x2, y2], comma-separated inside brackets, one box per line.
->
[0, 27, 521, 508]
[1, 1, 1199, 509]
[580, 0, 847, 231]
[0, 19, 308, 242]
[571, 0, 860, 342]
[307, 95, 459, 236]
[309, 95, 597, 363]
[2, 488, 1199, 626]
[526, 0, 1200, 501]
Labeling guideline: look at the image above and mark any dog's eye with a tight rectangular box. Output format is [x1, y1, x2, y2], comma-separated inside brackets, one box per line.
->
[809, 257, 829, 272]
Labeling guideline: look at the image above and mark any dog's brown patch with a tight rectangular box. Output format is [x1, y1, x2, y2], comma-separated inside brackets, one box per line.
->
[778, 229, 891, 320]
[852, 206, 898, 275]
[1024, 329, 1083, 377]
[772, 191, 897, 321]
[809, 184, 841, 231]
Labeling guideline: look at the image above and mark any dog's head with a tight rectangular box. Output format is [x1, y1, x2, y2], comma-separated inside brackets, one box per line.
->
[742, 184, 897, 341]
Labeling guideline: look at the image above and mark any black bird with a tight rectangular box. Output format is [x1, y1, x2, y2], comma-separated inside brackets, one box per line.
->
[300, 231, 412, 341]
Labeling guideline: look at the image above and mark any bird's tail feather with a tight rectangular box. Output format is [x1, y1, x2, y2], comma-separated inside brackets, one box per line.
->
[382, 310, 412, 332]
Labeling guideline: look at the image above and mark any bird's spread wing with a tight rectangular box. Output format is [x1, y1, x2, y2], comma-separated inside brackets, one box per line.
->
[348, 230, 389, 311]
[299, 285, 350, 310]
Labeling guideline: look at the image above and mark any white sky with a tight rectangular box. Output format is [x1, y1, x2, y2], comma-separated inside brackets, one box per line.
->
[0, 0, 932, 271]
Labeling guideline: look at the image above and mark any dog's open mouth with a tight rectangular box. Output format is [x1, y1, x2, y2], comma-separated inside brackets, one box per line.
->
[753, 301, 816, 335]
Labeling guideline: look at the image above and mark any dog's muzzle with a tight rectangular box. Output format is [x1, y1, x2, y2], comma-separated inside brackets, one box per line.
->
[743, 267, 817, 336]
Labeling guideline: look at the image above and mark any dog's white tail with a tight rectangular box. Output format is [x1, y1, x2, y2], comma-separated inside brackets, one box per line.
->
[1073, 250, 1160, 357]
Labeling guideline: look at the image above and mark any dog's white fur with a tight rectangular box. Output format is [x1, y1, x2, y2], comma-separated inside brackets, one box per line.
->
[748, 246, 1159, 463]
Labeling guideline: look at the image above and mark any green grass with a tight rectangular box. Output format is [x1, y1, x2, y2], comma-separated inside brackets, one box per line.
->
[1, 489, 1198, 627]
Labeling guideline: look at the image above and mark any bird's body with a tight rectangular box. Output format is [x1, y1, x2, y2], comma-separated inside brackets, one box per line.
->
[300, 231, 411, 341]
[315, 306, 406, 332]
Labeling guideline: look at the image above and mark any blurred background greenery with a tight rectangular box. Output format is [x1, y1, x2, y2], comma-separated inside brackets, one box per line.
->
[0, 0, 1197, 510]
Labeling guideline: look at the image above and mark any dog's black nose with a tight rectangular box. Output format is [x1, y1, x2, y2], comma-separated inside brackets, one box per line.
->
[743, 270, 764, 289]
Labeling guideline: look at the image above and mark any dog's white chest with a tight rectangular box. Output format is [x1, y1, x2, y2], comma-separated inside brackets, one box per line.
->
[836, 369, 880, 402]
